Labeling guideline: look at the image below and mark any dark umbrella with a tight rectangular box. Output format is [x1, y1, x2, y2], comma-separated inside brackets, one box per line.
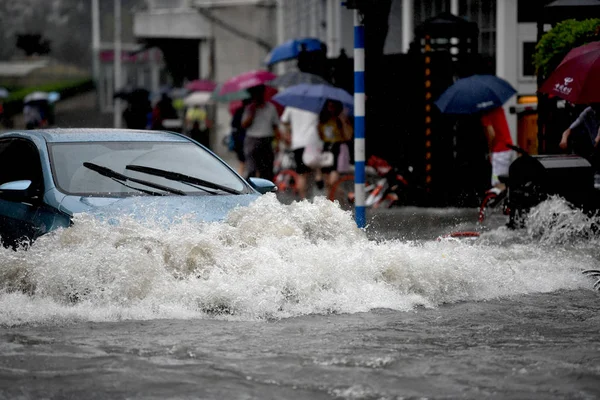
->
[270, 71, 330, 88]
[544, 0, 600, 23]
[434, 74, 517, 114]
[539, 41, 600, 104]
[114, 88, 150, 103]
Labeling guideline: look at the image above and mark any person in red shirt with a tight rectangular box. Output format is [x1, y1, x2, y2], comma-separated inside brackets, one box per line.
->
[480, 106, 514, 189]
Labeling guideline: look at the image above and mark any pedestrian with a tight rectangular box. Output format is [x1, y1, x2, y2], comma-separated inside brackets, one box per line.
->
[242, 85, 281, 182]
[185, 105, 210, 147]
[152, 93, 178, 130]
[317, 100, 353, 191]
[280, 106, 320, 199]
[23, 104, 42, 130]
[230, 98, 251, 176]
[559, 103, 600, 171]
[480, 106, 514, 190]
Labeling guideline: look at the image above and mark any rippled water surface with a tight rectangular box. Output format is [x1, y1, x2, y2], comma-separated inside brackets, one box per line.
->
[1, 195, 599, 399]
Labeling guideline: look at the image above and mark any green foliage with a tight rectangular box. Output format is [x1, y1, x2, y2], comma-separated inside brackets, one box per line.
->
[533, 18, 600, 79]
[5, 78, 92, 103]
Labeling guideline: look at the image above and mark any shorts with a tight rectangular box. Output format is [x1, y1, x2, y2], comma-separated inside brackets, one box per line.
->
[491, 150, 512, 186]
[293, 148, 311, 174]
[321, 142, 342, 174]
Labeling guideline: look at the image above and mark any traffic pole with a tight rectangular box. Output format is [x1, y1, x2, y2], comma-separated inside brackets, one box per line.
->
[353, 9, 366, 228]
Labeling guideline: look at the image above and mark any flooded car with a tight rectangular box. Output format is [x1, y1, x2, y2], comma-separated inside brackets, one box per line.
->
[0, 129, 276, 248]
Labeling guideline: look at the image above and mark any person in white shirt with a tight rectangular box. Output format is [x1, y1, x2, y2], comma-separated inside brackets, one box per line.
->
[242, 85, 281, 181]
[280, 106, 320, 199]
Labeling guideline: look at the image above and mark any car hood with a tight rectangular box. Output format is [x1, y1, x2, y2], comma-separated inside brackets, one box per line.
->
[59, 193, 260, 223]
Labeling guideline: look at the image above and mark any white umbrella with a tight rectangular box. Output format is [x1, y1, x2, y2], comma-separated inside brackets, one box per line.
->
[24, 91, 49, 103]
[0, 87, 9, 99]
[183, 91, 212, 107]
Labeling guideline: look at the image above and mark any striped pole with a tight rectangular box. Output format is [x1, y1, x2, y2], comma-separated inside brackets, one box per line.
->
[353, 9, 366, 228]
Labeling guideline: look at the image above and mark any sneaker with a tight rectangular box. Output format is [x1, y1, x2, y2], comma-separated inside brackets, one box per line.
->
[486, 187, 503, 195]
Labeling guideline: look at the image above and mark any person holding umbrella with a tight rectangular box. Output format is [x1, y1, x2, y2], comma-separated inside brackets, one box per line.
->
[241, 85, 282, 182]
[539, 41, 600, 171]
[434, 74, 518, 190]
[318, 100, 353, 191]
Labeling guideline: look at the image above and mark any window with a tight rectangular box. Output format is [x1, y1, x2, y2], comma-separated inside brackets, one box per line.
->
[413, 0, 451, 26]
[459, 0, 497, 67]
[0, 139, 43, 190]
[522, 41, 536, 77]
[49, 141, 248, 196]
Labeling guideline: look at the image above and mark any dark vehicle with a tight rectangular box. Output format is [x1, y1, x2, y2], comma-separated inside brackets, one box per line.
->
[479, 144, 600, 228]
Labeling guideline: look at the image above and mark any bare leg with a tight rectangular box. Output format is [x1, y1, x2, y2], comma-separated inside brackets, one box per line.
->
[296, 172, 308, 199]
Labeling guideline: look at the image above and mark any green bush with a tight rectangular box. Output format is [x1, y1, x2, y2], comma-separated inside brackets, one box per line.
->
[5, 78, 93, 102]
[533, 18, 600, 79]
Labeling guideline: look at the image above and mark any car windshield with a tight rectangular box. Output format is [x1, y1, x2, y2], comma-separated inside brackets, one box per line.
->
[49, 141, 248, 196]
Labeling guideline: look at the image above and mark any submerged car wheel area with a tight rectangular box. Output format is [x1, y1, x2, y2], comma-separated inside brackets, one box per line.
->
[0, 129, 276, 249]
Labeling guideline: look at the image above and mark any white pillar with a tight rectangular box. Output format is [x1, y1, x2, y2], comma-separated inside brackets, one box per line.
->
[402, 0, 413, 53]
[326, 0, 334, 57]
[113, 0, 122, 128]
[450, 0, 459, 15]
[91, 0, 100, 107]
[496, 0, 518, 145]
[276, 0, 286, 74]
[151, 50, 160, 94]
[333, 0, 341, 55]
[310, 0, 319, 38]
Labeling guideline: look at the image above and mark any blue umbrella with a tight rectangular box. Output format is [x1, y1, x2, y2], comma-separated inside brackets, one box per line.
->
[265, 38, 323, 66]
[434, 74, 517, 114]
[272, 84, 353, 114]
[0, 87, 8, 99]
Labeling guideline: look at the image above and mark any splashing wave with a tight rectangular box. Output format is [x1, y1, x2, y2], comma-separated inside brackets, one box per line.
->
[0, 195, 594, 325]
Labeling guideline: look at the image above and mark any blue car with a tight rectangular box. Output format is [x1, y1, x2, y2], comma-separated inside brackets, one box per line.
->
[0, 129, 276, 248]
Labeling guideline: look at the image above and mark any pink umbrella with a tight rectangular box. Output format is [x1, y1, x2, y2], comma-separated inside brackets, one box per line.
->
[218, 70, 277, 96]
[185, 79, 217, 92]
[228, 86, 284, 116]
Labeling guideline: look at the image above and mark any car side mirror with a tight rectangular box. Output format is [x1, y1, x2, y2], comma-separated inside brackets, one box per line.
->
[248, 177, 277, 194]
[0, 180, 33, 202]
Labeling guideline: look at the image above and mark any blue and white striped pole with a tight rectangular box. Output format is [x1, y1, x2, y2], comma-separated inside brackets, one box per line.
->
[353, 9, 366, 228]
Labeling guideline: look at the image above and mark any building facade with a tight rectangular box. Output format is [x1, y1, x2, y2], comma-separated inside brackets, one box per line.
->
[126, 0, 543, 155]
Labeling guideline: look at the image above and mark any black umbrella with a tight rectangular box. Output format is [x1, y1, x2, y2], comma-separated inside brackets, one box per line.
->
[113, 87, 150, 103]
[544, 0, 600, 23]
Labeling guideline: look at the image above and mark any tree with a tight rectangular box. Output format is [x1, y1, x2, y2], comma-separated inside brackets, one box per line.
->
[533, 18, 600, 79]
[16, 33, 51, 56]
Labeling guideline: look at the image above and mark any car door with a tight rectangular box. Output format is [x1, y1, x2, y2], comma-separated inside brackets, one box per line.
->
[0, 138, 54, 248]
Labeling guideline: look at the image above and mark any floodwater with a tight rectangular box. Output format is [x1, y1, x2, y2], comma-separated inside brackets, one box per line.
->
[0, 195, 599, 399]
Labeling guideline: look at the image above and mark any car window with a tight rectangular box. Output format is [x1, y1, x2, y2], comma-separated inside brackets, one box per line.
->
[49, 141, 249, 196]
[0, 139, 43, 191]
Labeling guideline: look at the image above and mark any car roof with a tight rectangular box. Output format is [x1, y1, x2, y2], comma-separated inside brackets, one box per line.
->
[0, 129, 189, 143]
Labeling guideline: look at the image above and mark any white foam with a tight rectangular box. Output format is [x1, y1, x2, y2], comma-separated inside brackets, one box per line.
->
[0, 195, 594, 326]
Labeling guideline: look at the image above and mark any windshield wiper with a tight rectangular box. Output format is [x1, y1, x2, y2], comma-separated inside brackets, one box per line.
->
[83, 162, 186, 196]
[125, 164, 242, 195]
